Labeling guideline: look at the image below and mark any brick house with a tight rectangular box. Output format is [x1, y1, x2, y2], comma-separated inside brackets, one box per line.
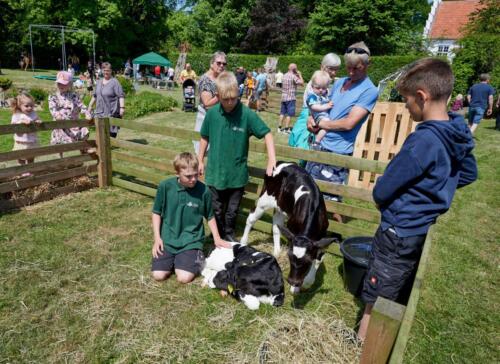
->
[423, 0, 483, 61]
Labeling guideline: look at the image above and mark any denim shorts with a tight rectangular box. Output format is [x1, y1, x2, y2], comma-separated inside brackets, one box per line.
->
[468, 107, 485, 124]
[280, 100, 296, 117]
[305, 145, 350, 202]
[361, 227, 426, 305]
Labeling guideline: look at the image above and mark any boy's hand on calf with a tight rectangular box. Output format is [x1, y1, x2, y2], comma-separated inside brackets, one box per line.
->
[214, 238, 231, 249]
[152, 237, 164, 258]
[266, 162, 275, 177]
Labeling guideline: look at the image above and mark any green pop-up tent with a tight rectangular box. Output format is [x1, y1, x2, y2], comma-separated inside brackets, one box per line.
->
[133, 52, 172, 67]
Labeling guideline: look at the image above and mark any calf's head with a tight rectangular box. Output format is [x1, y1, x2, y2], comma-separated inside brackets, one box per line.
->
[279, 225, 339, 294]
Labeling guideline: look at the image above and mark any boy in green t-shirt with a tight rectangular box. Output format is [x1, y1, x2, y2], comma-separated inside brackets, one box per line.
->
[197, 71, 276, 242]
[151, 152, 230, 284]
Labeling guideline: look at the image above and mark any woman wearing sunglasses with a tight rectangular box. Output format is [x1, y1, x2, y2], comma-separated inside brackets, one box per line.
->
[305, 42, 379, 221]
[193, 51, 227, 153]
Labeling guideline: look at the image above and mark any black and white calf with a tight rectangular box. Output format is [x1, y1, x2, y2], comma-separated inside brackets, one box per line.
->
[201, 243, 285, 310]
[240, 162, 340, 294]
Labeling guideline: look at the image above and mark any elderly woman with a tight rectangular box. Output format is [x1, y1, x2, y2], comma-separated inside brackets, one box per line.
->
[305, 42, 379, 210]
[193, 51, 227, 153]
[49, 71, 91, 155]
[88, 62, 125, 138]
[288, 53, 342, 150]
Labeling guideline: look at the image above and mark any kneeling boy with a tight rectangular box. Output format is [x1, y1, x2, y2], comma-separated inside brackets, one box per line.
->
[358, 58, 478, 340]
[151, 152, 229, 284]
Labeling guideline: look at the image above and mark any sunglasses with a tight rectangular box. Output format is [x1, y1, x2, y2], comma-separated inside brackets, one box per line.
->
[346, 47, 369, 55]
[215, 61, 227, 66]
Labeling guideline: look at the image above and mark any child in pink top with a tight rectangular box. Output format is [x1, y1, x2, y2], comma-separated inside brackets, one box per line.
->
[10, 93, 41, 166]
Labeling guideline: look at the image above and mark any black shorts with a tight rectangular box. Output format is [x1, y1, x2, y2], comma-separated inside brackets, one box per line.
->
[151, 249, 205, 275]
[361, 227, 426, 305]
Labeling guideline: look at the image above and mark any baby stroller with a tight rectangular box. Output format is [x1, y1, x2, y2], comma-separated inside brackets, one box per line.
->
[182, 79, 196, 112]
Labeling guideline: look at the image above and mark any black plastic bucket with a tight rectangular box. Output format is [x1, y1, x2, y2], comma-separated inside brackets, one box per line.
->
[340, 236, 373, 296]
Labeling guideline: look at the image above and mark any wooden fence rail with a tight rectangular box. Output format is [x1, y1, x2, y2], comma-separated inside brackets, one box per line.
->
[0, 119, 103, 210]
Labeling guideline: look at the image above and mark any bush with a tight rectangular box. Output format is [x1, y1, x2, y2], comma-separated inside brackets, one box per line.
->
[29, 87, 49, 104]
[169, 52, 423, 85]
[4, 87, 18, 99]
[126, 92, 178, 119]
[116, 75, 135, 96]
[0, 77, 13, 90]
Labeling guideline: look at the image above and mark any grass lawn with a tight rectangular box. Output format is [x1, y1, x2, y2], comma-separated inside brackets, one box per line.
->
[0, 69, 499, 362]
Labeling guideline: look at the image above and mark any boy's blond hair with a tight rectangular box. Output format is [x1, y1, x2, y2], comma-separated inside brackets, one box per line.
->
[397, 58, 454, 101]
[311, 70, 331, 88]
[215, 71, 239, 99]
[173, 152, 199, 173]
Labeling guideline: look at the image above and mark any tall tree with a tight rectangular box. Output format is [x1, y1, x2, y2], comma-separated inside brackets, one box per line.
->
[305, 0, 430, 55]
[240, 0, 306, 54]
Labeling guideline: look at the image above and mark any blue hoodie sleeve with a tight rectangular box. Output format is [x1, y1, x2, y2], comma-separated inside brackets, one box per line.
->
[457, 153, 477, 188]
[373, 144, 424, 207]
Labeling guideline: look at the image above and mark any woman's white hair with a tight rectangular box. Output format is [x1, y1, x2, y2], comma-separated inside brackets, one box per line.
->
[210, 51, 227, 64]
[321, 53, 341, 68]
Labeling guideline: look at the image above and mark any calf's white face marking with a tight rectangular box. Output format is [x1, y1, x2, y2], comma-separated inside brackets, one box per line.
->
[293, 185, 310, 203]
[292, 246, 307, 259]
[272, 163, 293, 177]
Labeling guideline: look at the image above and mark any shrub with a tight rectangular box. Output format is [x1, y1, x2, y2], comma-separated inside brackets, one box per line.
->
[116, 75, 135, 96]
[0, 77, 13, 90]
[29, 87, 49, 104]
[169, 52, 422, 85]
[4, 87, 18, 99]
[126, 92, 178, 119]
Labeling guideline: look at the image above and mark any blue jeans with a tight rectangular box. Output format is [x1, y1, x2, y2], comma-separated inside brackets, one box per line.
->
[305, 144, 351, 202]
[468, 106, 485, 125]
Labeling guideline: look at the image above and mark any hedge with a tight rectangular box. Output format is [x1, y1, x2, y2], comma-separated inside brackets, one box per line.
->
[167, 52, 423, 85]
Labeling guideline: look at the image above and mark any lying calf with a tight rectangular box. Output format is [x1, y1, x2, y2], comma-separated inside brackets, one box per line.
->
[202, 244, 285, 310]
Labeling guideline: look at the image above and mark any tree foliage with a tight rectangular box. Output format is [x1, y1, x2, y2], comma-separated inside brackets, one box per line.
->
[452, 0, 500, 95]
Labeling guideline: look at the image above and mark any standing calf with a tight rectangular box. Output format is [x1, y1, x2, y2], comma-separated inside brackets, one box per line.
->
[240, 162, 340, 293]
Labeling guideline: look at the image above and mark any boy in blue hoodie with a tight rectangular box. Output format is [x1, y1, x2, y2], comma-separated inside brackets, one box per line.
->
[358, 58, 477, 341]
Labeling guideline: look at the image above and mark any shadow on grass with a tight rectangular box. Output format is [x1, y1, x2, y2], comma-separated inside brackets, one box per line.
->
[126, 138, 149, 145]
[337, 262, 365, 330]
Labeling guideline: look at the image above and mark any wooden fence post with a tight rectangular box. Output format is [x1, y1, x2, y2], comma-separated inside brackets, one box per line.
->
[360, 297, 405, 364]
[95, 118, 112, 187]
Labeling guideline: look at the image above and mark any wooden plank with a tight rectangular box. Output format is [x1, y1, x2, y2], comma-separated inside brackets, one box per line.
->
[112, 151, 175, 174]
[249, 143, 388, 174]
[0, 119, 94, 135]
[360, 297, 406, 364]
[112, 177, 157, 197]
[113, 163, 166, 185]
[325, 200, 380, 223]
[0, 164, 97, 193]
[110, 118, 199, 140]
[95, 118, 112, 187]
[328, 220, 375, 238]
[247, 166, 374, 202]
[0, 154, 95, 181]
[110, 138, 178, 160]
[0, 141, 97, 162]
[0, 180, 97, 212]
[389, 229, 433, 364]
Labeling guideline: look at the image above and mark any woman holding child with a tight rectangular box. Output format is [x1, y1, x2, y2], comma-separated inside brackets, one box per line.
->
[305, 42, 379, 208]
[193, 51, 227, 153]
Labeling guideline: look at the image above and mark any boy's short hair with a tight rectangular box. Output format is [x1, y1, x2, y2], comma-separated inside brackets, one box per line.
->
[215, 71, 239, 99]
[397, 58, 454, 101]
[479, 73, 490, 82]
[311, 70, 331, 88]
[173, 152, 198, 173]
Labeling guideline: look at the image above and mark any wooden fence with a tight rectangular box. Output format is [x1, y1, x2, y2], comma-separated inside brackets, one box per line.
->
[262, 89, 417, 190]
[107, 116, 431, 363]
[0, 115, 431, 363]
[0, 119, 110, 211]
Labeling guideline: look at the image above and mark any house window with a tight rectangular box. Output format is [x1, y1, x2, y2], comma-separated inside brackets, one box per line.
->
[437, 45, 450, 56]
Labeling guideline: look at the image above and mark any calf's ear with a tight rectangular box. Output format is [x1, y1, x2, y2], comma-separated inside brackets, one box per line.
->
[277, 224, 294, 241]
[314, 237, 338, 249]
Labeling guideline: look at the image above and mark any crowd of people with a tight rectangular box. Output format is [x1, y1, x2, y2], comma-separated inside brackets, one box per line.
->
[9, 42, 495, 344]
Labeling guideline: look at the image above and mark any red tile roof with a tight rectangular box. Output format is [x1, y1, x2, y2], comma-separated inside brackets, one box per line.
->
[429, 0, 482, 39]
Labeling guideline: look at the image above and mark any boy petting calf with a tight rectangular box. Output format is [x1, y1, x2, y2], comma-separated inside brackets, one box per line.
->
[358, 58, 477, 340]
